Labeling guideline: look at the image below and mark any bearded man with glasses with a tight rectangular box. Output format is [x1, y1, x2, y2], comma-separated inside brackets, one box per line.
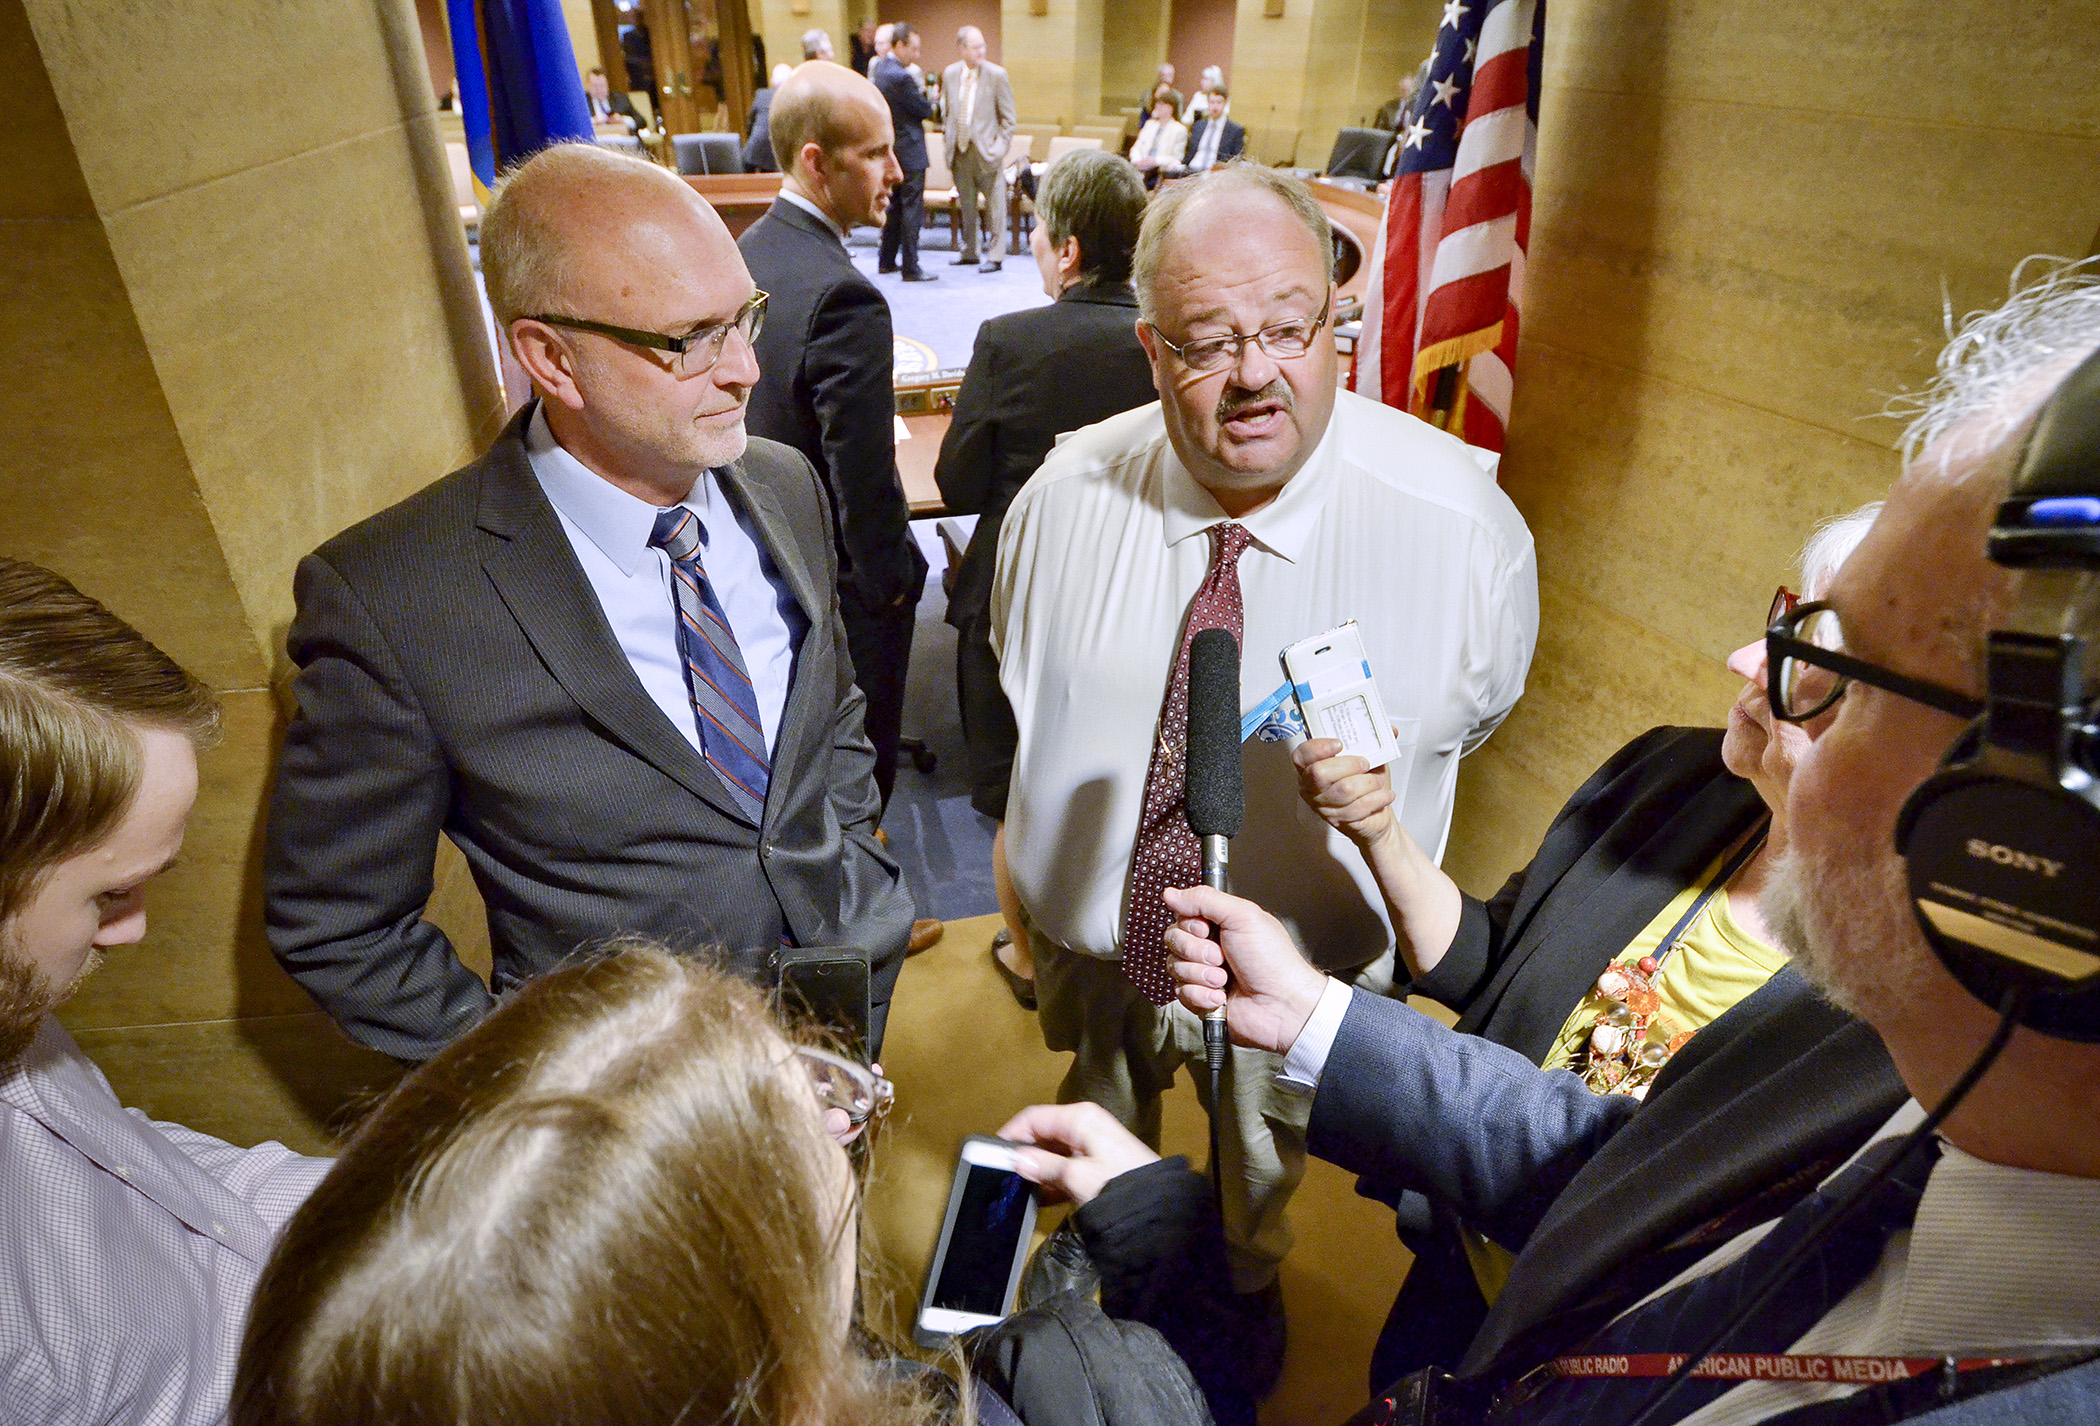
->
[264, 143, 915, 1066]
[988, 162, 1537, 1379]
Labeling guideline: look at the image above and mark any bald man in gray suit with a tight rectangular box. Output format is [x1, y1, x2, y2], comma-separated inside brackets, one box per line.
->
[941, 26, 1016, 271]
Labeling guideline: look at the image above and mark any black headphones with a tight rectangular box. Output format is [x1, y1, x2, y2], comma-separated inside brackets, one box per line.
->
[1895, 343, 2100, 1041]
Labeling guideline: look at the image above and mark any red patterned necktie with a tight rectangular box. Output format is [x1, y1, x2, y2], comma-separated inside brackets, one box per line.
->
[1121, 522, 1253, 1005]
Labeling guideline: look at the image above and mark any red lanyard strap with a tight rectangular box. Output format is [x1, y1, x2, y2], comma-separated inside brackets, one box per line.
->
[1549, 1352, 2024, 1384]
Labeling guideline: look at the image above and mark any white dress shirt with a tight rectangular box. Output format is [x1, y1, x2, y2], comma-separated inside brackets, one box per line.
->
[993, 390, 1537, 969]
[1189, 108, 1231, 170]
[526, 405, 802, 754]
[778, 188, 846, 243]
[0, 1017, 331, 1425]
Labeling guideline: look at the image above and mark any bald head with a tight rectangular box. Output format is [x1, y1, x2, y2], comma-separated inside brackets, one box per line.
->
[480, 143, 732, 329]
[958, 26, 986, 65]
[769, 60, 889, 176]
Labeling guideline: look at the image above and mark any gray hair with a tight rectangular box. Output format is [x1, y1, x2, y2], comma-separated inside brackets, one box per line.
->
[1131, 163, 1334, 324]
[1036, 150, 1147, 287]
[800, 28, 831, 58]
[1201, 65, 1224, 88]
[479, 142, 680, 330]
[1895, 256, 2100, 469]
[1797, 502, 1883, 598]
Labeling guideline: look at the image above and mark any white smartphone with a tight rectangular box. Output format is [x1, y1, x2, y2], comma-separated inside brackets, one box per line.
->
[913, 1135, 1040, 1345]
[1281, 622, 1400, 771]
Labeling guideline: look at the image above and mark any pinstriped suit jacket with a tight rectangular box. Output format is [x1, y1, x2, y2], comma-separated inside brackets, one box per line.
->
[262, 406, 915, 1063]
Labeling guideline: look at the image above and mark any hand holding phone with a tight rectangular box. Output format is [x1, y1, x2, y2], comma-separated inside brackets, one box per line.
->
[915, 1136, 1040, 1345]
[1281, 623, 1400, 771]
[996, 1102, 1161, 1206]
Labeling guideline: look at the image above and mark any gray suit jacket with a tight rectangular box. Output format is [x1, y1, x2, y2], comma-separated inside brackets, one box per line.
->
[942, 59, 1014, 165]
[263, 406, 915, 1062]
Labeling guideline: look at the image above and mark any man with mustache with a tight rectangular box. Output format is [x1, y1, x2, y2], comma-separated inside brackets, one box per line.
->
[264, 144, 915, 1063]
[990, 163, 1537, 1370]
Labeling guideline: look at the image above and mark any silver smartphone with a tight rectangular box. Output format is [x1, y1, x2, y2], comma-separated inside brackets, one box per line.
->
[913, 1134, 1039, 1345]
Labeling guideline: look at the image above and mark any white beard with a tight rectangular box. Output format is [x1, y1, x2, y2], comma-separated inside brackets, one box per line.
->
[1763, 845, 1941, 1020]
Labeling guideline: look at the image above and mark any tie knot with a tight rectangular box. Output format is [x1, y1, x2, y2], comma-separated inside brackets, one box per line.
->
[650, 506, 702, 563]
[1213, 522, 1254, 564]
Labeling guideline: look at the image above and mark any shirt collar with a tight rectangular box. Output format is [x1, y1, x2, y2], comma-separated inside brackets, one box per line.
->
[526, 403, 702, 575]
[778, 188, 846, 244]
[1158, 402, 1340, 564]
[1902, 1136, 2100, 1352]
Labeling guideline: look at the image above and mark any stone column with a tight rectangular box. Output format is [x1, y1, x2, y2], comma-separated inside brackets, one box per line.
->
[3, 0, 505, 1148]
[1003, 0, 1104, 126]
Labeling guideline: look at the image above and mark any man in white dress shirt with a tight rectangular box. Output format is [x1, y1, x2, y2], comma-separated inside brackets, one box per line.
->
[0, 558, 332, 1424]
[991, 165, 1536, 1329]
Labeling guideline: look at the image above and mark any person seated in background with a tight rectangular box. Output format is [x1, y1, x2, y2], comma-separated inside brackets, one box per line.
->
[1182, 65, 1225, 123]
[1292, 502, 1879, 1383]
[584, 66, 644, 133]
[1129, 96, 1187, 188]
[742, 61, 795, 172]
[0, 558, 331, 1423]
[1143, 63, 1180, 118]
[931, 149, 1159, 1009]
[802, 27, 833, 61]
[1180, 87, 1243, 173]
[232, 945, 1263, 1426]
[851, 19, 878, 73]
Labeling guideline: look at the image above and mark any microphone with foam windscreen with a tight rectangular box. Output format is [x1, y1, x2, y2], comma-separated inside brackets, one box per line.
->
[1186, 628, 1243, 1183]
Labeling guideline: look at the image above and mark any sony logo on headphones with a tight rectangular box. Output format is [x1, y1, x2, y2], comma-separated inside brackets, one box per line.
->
[1965, 839, 2066, 878]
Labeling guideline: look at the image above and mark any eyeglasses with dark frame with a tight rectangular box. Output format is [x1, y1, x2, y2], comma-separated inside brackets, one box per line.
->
[523, 290, 768, 378]
[1146, 291, 1335, 372]
[795, 1044, 894, 1127]
[1765, 598, 1986, 725]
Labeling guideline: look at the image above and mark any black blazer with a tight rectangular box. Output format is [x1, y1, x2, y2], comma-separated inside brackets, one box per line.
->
[872, 55, 933, 172]
[263, 407, 916, 1063]
[1184, 116, 1245, 166]
[934, 280, 1156, 630]
[738, 199, 927, 614]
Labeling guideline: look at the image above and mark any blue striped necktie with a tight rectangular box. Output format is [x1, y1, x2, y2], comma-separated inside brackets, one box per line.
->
[650, 506, 770, 822]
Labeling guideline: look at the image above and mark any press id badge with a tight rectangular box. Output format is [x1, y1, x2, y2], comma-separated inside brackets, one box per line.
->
[1280, 623, 1400, 771]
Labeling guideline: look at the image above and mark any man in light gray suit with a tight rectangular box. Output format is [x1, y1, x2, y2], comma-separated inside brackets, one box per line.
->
[941, 25, 1016, 272]
[263, 143, 915, 1064]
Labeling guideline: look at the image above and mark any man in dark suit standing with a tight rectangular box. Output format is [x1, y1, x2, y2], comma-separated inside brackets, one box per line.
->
[739, 62, 928, 811]
[871, 24, 935, 282]
[264, 144, 915, 1064]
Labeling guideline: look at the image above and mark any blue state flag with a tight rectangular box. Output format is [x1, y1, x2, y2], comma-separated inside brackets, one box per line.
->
[447, 0, 596, 187]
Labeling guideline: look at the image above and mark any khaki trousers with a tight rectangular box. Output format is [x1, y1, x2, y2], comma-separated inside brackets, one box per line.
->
[951, 143, 1007, 260]
[1033, 934, 1393, 1293]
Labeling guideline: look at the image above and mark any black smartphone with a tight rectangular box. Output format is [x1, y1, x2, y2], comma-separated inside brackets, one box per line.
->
[777, 946, 871, 1061]
[914, 1134, 1040, 1347]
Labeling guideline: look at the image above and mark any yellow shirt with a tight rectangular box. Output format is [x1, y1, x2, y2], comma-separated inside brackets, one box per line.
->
[1541, 848, 1788, 1074]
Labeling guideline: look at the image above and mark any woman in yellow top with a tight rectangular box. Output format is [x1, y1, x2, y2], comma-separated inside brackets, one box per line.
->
[1293, 502, 1878, 1383]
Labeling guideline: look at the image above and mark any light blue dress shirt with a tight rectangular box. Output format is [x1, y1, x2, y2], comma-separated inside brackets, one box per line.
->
[525, 405, 804, 754]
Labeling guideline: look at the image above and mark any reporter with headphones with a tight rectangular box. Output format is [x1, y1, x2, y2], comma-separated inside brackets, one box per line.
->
[1163, 260, 2100, 1425]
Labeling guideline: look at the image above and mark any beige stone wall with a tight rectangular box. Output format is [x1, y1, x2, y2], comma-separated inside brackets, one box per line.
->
[1438, 0, 2100, 901]
[6, 0, 505, 1153]
[758, 0, 848, 88]
[1001, 0, 1103, 128]
[1227, 0, 1429, 166]
[1101, 0, 1173, 120]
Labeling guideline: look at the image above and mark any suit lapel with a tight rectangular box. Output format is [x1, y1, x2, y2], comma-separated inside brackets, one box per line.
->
[712, 451, 828, 817]
[1463, 969, 1908, 1375]
[472, 413, 756, 826]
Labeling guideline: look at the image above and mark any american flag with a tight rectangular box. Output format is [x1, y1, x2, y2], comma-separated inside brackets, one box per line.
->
[1352, 0, 1544, 454]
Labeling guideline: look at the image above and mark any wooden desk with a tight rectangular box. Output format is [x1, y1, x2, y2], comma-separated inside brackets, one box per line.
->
[896, 412, 949, 516]
[684, 172, 783, 238]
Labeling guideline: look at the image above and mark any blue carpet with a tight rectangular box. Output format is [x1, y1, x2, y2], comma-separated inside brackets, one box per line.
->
[842, 222, 1052, 372]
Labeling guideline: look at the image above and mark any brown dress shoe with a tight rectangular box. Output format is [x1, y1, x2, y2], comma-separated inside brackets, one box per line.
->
[907, 918, 945, 955]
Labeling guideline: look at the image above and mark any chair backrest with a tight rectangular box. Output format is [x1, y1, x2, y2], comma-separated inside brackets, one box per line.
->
[1044, 135, 1104, 166]
[1010, 128, 1053, 163]
[671, 131, 746, 175]
[1069, 124, 1124, 152]
[598, 133, 644, 153]
[1325, 126, 1396, 183]
[924, 145, 955, 191]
